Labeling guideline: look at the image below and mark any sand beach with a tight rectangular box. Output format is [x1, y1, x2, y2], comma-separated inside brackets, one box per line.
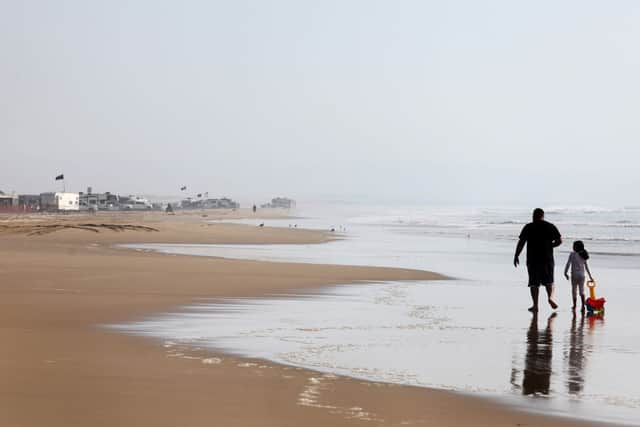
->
[0, 210, 614, 426]
[5, 1, 639, 424]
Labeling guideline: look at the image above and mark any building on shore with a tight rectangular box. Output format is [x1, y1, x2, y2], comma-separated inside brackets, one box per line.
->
[180, 197, 239, 210]
[6, 187, 241, 213]
[261, 197, 296, 209]
[13, 191, 154, 213]
[0, 191, 19, 209]
[79, 188, 120, 211]
[40, 192, 80, 211]
[18, 194, 41, 211]
[118, 195, 153, 210]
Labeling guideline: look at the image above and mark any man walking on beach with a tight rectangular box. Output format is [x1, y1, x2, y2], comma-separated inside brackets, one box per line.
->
[514, 208, 562, 312]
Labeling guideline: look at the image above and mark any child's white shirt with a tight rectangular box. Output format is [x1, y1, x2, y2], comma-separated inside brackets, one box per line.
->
[565, 251, 588, 278]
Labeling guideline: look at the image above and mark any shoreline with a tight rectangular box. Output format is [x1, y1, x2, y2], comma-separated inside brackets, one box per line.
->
[0, 211, 613, 426]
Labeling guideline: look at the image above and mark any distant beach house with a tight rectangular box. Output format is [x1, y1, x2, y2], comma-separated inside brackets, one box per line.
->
[40, 192, 80, 211]
[79, 188, 120, 211]
[119, 195, 153, 210]
[181, 197, 239, 210]
[261, 197, 296, 209]
[0, 191, 19, 210]
[18, 194, 41, 211]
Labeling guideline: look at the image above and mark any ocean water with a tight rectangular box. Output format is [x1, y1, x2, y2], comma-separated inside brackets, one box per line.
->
[116, 204, 640, 425]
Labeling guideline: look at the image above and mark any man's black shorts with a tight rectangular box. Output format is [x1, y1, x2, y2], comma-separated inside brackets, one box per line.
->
[527, 262, 555, 287]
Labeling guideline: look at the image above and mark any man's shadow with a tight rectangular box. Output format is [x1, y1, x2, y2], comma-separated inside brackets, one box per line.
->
[521, 312, 556, 395]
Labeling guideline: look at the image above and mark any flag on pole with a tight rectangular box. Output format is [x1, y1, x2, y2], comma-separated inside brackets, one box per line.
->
[55, 174, 64, 181]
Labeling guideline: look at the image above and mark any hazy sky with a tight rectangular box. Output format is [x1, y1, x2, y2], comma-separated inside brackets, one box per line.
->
[2, 1, 640, 204]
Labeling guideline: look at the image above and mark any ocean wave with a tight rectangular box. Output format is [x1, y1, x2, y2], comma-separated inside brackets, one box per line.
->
[545, 206, 624, 215]
[484, 220, 525, 225]
[349, 216, 477, 229]
[354, 217, 640, 231]
[556, 222, 640, 229]
[589, 251, 640, 257]
[347, 208, 640, 248]
[577, 236, 640, 243]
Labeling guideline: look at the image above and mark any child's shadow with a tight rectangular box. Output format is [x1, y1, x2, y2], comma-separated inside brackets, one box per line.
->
[566, 312, 586, 395]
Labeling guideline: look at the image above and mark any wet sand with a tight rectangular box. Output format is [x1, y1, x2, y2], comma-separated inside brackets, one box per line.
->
[0, 211, 612, 426]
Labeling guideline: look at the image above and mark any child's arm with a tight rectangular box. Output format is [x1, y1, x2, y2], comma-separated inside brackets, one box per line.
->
[564, 253, 572, 280]
[585, 261, 593, 281]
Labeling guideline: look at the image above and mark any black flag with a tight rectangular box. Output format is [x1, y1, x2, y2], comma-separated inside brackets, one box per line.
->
[55, 174, 64, 181]
[180, 186, 187, 191]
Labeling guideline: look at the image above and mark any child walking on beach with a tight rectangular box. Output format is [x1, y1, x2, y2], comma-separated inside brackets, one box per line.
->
[564, 241, 593, 311]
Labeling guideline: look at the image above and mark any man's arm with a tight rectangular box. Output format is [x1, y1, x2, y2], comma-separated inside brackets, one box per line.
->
[552, 225, 562, 248]
[514, 239, 525, 267]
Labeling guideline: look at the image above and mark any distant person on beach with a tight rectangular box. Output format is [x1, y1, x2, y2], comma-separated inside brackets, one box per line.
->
[564, 240, 593, 312]
[514, 208, 562, 312]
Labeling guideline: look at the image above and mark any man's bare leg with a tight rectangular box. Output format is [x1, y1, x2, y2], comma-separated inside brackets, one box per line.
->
[529, 286, 539, 312]
[545, 284, 558, 309]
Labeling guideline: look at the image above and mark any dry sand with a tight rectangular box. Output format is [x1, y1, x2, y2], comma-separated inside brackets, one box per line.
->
[0, 211, 610, 426]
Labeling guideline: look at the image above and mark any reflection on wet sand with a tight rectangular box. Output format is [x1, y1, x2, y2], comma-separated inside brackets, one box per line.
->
[522, 313, 556, 395]
[566, 313, 586, 395]
[512, 313, 600, 398]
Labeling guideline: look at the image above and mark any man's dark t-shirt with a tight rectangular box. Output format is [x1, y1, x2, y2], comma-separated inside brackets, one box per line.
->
[519, 220, 561, 265]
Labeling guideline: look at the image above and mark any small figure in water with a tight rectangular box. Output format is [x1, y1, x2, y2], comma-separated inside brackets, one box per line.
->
[252, 204, 257, 213]
[564, 240, 593, 312]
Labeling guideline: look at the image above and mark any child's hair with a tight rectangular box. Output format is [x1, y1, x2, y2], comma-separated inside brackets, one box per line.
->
[573, 240, 589, 260]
